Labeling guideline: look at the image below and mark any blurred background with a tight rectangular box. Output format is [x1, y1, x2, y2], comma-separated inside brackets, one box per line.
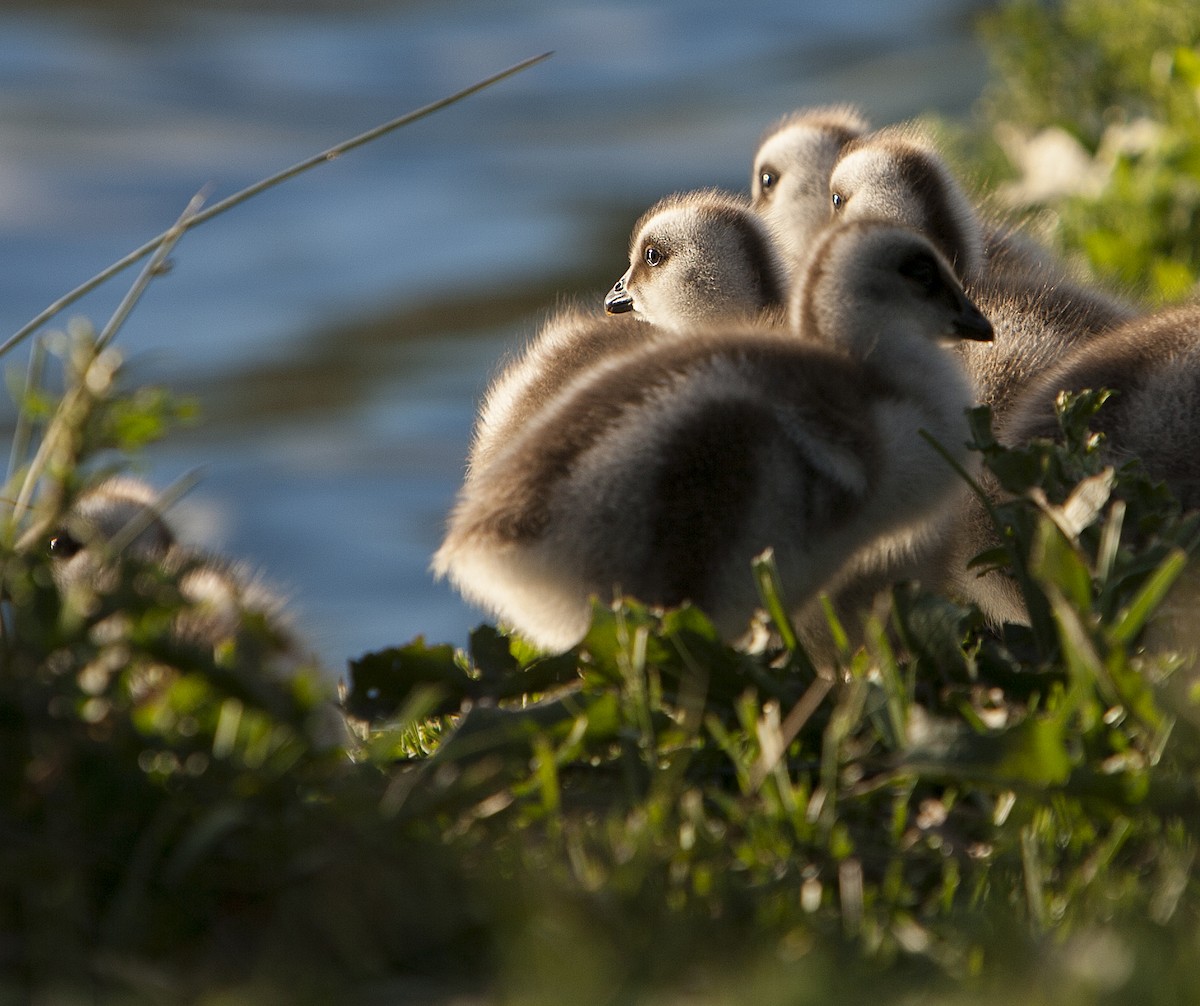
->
[0, 0, 994, 675]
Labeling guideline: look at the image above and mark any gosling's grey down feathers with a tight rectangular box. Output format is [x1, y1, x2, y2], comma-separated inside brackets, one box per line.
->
[603, 189, 787, 330]
[1003, 304, 1200, 505]
[750, 105, 870, 277]
[828, 126, 1137, 422]
[434, 220, 992, 652]
[468, 304, 651, 477]
[828, 128, 1146, 623]
[583, 140, 955, 650]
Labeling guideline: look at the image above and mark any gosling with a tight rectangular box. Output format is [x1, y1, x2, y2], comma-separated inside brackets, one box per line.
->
[48, 475, 175, 572]
[46, 477, 347, 743]
[947, 306, 1200, 627]
[828, 125, 1137, 422]
[434, 220, 992, 652]
[750, 105, 870, 276]
[48, 478, 299, 652]
[1006, 304, 1200, 508]
[603, 189, 788, 330]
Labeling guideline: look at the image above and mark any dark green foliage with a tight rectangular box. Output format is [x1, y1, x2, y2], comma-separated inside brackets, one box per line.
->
[980, 0, 1200, 149]
[13, 340, 1200, 1004]
[6, 331, 1200, 1005]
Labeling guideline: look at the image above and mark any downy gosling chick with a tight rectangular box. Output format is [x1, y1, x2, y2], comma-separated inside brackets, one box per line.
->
[957, 306, 1200, 628]
[1013, 308, 1200, 689]
[604, 189, 787, 330]
[434, 220, 992, 652]
[1005, 304, 1200, 509]
[828, 126, 1136, 422]
[750, 105, 870, 276]
[47, 477, 346, 744]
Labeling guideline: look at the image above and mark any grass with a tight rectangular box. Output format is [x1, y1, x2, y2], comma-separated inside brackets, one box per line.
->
[3, 4, 1200, 1002]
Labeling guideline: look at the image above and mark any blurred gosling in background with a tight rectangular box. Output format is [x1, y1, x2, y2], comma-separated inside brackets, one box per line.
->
[48, 477, 347, 745]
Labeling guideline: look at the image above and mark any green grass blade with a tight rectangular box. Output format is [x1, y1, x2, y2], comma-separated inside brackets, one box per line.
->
[1108, 547, 1189, 647]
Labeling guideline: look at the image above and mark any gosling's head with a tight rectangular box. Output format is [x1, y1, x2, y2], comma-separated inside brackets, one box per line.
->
[795, 219, 994, 354]
[47, 477, 177, 593]
[604, 189, 786, 331]
[751, 105, 870, 263]
[828, 126, 985, 282]
[49, 477, 175, 561]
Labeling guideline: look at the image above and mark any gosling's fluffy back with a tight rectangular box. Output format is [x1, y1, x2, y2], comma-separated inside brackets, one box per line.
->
[468, 304, 651, 476]
[944, 306, 1200, 628]
[1004, 305, 1200, 507]
[964, 268, 1138, 416]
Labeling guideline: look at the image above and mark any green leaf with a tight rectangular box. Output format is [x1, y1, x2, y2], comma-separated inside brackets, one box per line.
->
[469, 623, 519, 677]
[466, 624, 582, 701]
[966, 545, 1012, 573]
[1109, 547, 1189, 646]
[431, 689, 619, 767]
[1172, 44, 1200, 89]
[1031, 517, 1094, 614]
[991, 713, 1074, 786]
[659, 602, 722, 645]
[966, 404, 1001, 452]
[1056, 389, 1114, 448]
[581, 597, 656, 682]
[752, 548, 798, 653]
[345, 638, 467, 721]
[891, 583, 979, 682]
[905, 711, 1074, 788]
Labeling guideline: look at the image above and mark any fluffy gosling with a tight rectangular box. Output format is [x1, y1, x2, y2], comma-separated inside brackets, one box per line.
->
[604, 189, 787, 330]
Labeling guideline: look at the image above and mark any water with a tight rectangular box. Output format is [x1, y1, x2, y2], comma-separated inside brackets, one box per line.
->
[0, 0, 992, 675]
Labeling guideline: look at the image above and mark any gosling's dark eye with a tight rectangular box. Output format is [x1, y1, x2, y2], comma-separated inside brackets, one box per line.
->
[759, 169, 777, 193]
[831, 191, 846, 212]
[644, 245, 663, 267]
[48, 530, 83, 559]
[898, 251, 942, 295]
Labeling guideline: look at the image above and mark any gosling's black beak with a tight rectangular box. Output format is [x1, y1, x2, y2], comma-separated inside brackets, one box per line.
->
[604, 278, 634, 315]
[954, 298, 994, 342]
